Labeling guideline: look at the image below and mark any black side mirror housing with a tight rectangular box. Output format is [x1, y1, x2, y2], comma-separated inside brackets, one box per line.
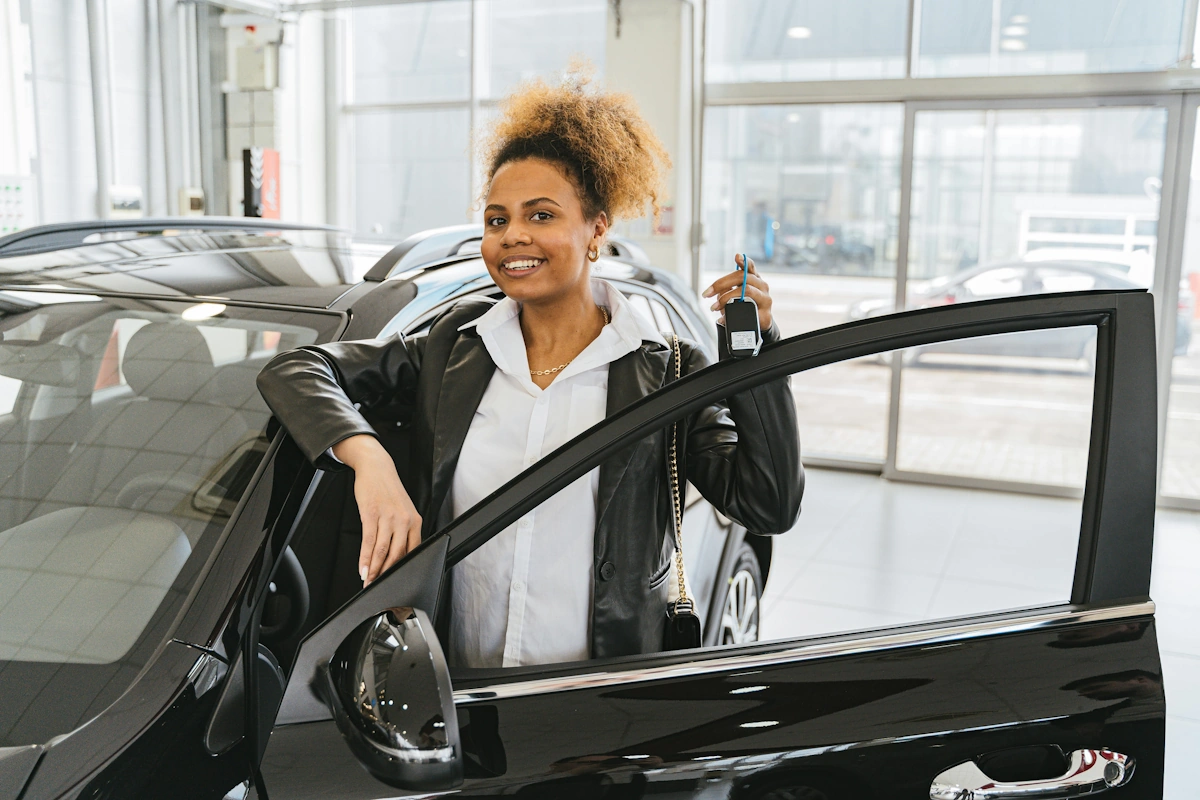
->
[319, 607, 463, 791]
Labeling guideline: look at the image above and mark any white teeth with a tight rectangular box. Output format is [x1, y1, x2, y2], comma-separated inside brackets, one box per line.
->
[505, 259, 541, 271]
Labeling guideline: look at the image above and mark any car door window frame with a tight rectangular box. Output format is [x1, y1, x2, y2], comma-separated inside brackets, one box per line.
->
[275, 290, 1156, 725]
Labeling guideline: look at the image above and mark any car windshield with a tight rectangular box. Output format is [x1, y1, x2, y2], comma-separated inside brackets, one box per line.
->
[0, 290, 340, 746]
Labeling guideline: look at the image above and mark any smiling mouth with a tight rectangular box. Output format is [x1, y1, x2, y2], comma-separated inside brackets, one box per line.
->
[501, 258, 545, 273]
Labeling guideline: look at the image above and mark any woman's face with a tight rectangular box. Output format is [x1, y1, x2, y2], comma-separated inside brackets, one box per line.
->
[481, 157, 607, 307]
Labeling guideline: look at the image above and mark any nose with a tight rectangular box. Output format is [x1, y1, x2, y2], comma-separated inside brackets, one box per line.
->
[501, 217, 533, 248]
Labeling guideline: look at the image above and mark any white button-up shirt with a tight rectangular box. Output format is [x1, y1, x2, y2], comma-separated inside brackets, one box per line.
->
[447, 279, 666, 669]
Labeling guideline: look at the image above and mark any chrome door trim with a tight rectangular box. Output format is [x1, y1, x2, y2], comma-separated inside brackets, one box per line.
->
[453, 600, 1154, 705]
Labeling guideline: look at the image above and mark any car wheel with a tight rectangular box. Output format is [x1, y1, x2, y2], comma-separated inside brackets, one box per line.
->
[721, 542, 763, 645]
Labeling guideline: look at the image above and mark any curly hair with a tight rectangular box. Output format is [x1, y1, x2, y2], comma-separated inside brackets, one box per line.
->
[480, 68, 671, 224]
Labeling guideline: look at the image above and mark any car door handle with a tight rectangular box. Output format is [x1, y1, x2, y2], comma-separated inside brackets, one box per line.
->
[930, 748, 1133, 799]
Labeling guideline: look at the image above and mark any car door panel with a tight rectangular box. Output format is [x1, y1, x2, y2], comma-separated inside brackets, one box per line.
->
[258, 290, 1162, 799]
[447, 605, 1160, 799]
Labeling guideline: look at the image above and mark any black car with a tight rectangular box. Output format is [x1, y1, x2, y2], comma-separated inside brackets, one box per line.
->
[0, 218, 1165, 799]
[849, 259, 1194, 359]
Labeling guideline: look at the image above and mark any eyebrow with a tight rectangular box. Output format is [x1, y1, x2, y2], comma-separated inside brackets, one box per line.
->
[484, 197, 564, 216]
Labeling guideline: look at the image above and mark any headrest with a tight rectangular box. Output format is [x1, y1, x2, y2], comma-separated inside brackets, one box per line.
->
[123, 323, 217, 401]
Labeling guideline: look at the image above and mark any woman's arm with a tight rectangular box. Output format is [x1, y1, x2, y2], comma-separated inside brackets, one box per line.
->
[256, 333, 425, 585]
[256, 333, 422, 468]
[682, 325, 804, 535]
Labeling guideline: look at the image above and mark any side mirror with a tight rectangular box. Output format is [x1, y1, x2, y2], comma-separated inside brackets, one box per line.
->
[319, 607, 463, 791]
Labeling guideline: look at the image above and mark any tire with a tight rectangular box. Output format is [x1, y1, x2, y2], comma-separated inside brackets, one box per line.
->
[720, 541, 763, 646]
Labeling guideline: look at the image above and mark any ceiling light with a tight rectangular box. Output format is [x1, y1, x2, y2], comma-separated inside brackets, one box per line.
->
[729, 685, 769, 694]
[786, 112, 801, 123]
[1010, 14, 1030, 24]
[181, 302, 226, 321]
[1000, 39, 1027, 51]
[786, 26, 812, 39]
[739, 720, 780, 729]
[1001, 25, 1028, 36]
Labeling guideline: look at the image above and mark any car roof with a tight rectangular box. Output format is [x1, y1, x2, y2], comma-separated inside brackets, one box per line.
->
[0, 219, 691, 317]
[0, 224, 384, 308]
[948, 259, 1138, 286]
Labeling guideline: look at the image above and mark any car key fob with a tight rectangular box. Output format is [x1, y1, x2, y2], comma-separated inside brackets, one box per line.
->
[723, 297, 762, 358]
[722, 253, 762, 358]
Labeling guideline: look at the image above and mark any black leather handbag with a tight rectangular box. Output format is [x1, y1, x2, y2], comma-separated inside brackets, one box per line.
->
[663, 334, 703, 651]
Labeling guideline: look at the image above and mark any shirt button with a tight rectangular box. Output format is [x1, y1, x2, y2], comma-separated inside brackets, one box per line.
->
[513, 580, 524, 592]
[527, 456, 537, 465]
[599, 561, 617, 581]
[519, 518, 531, 529]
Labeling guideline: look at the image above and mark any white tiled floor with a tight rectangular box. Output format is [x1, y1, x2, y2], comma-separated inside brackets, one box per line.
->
[759, 467, 1200, 798]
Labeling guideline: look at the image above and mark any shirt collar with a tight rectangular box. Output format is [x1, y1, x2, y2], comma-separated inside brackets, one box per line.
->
[459, 278, 669, 391]
[459, 279, 668, 349]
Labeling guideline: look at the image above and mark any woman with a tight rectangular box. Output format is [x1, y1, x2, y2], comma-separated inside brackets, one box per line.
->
[256, 72, 802, 668]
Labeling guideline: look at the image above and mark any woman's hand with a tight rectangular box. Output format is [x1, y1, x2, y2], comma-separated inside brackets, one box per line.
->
[332, 434, 423, 586]
[702, 254, 774, 331]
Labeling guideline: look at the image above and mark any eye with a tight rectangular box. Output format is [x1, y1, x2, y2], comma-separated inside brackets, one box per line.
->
[531, 210, 554, 221]
[487, 216, 507, 227]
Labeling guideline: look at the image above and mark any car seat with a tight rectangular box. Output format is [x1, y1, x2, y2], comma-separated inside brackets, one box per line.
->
[32, 322, 254, 539]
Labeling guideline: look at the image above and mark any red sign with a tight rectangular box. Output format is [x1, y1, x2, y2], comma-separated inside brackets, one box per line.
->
[243, 147, 280, 219]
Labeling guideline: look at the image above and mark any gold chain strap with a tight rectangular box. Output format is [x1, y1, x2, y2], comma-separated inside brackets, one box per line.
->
[667, 334, 689, 606]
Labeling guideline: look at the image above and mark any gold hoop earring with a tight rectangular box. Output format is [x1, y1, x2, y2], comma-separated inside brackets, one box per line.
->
[587, 248, 600, 262]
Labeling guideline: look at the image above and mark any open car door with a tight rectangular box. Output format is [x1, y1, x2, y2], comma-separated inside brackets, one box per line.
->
[258, 289, 1163, 799]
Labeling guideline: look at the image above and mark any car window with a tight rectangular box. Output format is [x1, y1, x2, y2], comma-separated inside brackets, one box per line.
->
[440, 320, 1097, 677]
[0, 374, 18, 415]
[0, 294, 340, 747]
[626, 293, 657, 330]
[649, 297, 674, 332]
[961, 266, 1025, 298]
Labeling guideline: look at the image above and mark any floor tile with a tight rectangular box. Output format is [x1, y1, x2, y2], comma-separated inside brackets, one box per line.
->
[1165, 716, 1200, 799]
[760, 597, 913, 642]
[1162, 651, 1200, 722]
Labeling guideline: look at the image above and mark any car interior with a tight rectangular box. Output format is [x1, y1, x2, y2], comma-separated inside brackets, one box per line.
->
[0, 301, 318, 667]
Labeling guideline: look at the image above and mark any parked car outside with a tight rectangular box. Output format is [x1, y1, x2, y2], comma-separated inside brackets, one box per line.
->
[849, 258, 1193, 360]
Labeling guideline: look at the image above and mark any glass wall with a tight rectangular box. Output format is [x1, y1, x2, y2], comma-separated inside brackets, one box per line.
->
[1162, 114, 1200, 502]
[908, 106, 1168, 281]
[705, 0, 1189, 84]
[345, 0, 606, 241]
[895, 105, 1167, 487]
[916, 0, 1187, 77]
[705, 0, 909, 82]
[703, 104, 903, 462]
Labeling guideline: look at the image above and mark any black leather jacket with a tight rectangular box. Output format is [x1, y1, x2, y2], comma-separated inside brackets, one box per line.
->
[256, 297, 803, 659]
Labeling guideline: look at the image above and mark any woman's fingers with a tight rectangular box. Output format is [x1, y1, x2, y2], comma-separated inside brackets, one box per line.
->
[366, 514, 394, 585]
[353, 455, 422, 586]
[705, 275, 772, 311]
[359, 512, 378, 585]
[704, 264, 768, 301]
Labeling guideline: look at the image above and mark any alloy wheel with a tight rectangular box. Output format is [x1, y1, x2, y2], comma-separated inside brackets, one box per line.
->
[720, 568, 760, 645]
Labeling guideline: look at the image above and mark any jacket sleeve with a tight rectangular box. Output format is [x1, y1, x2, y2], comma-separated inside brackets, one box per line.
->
[683, 322, 803, 535]
[256, 333, 424, 471]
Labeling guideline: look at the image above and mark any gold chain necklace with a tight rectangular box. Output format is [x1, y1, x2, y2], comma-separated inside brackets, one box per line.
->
[529, 305, 611, 377]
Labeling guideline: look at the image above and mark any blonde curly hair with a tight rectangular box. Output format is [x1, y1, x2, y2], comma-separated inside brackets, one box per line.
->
[480, 67, 671, 225]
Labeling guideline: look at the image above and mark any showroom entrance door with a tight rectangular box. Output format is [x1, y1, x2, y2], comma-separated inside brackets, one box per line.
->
[257, 290, 1164, 799]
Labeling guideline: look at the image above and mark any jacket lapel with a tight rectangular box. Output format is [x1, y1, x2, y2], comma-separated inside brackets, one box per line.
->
[596, 343, 670, 528]
[428, 332, 495, 522]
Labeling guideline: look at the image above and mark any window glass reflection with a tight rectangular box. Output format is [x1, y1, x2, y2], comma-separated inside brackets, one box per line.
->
[706, 0, 908, 82]
[353, 109, 471, 240]
[916, 0, 1186, 77]
[484, 0, 606, 98]
[1161, 119, 1200, 500]
[703, 103, 902, 463]
[351, 2, 471, 104]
